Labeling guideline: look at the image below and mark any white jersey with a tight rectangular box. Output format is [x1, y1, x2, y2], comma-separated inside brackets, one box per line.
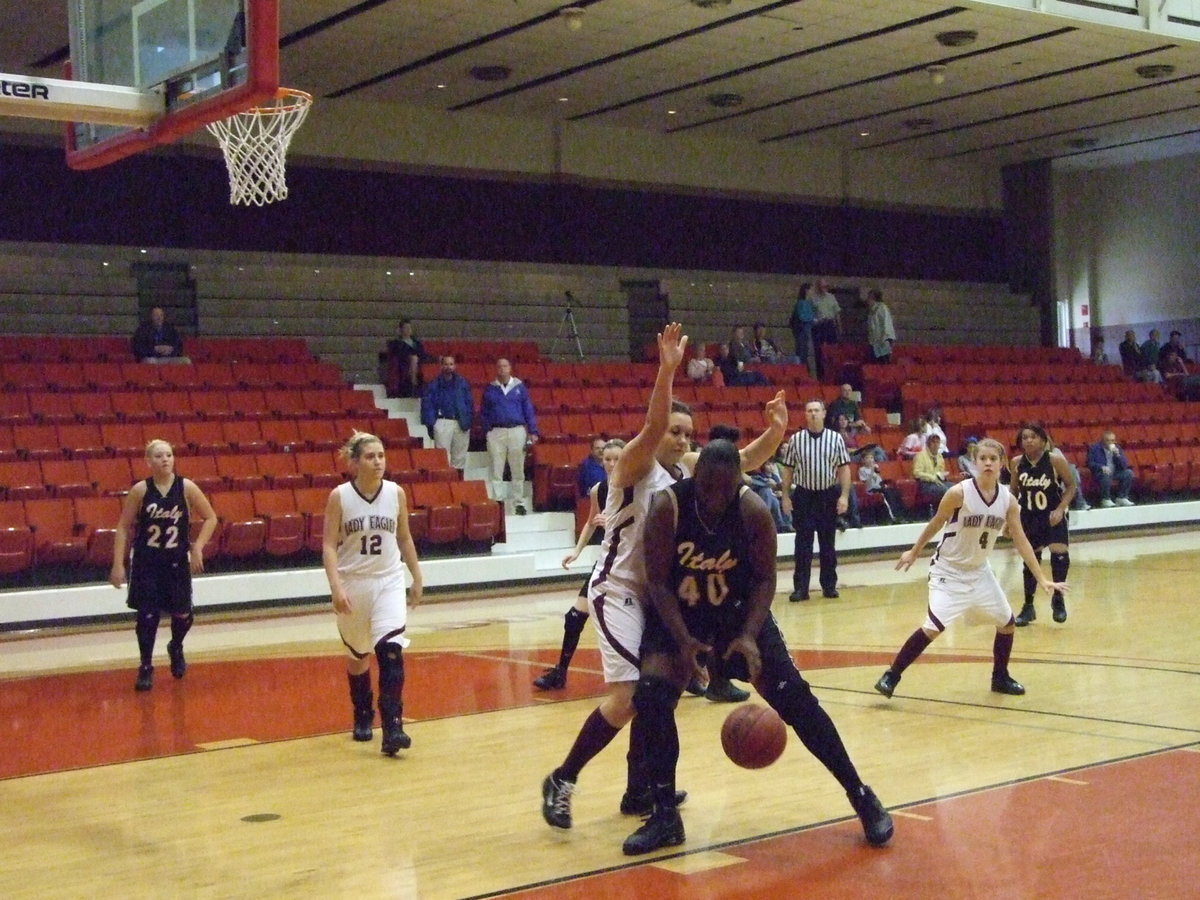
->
[589, 460, 682, 601]
[335, 480, 404, 579]
[930, 478, 1011, 574]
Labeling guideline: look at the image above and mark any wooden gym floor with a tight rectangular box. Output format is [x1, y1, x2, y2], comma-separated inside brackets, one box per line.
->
[1, 530, 1198, 899]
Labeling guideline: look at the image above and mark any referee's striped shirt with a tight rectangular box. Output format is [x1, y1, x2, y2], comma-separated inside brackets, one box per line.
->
[779, 428, 851, 490]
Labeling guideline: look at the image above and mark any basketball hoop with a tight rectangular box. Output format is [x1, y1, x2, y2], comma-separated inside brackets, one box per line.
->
[206, 88, 312, 206]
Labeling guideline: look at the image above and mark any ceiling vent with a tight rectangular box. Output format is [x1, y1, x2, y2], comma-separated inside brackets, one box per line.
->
[691, 0, 733, 8]
[1135, 64, 1175, 80]
[469, 65, 512, 82]
[707, 92, 744, 108]
[936, 30, 978, 47]
[1067, 137, 1099, 149]
[902, 117, 936, 130]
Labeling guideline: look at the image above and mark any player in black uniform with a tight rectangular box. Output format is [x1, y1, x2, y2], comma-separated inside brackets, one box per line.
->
[110, 440, 218, 691]
[1009, 423, 1075, 625]
[621, 439, 893, 855]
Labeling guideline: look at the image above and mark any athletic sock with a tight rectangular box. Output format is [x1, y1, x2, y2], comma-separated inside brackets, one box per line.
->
[558, 608, 589, 671]
[558, 707, 620, 783]
[993, 631, 1014, 679]
[1050, 551, 1070, 603]
[890, 629, 933, 676]
[1023, 549, 1042, 602]
[135, 610, 160, 667]
[170, 612, 194, 647]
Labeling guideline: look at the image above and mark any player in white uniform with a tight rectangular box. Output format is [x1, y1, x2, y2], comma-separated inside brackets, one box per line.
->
[323, 431, 423, 756]
[874, 438, 1068, 699]
[541, 323, 789, 830]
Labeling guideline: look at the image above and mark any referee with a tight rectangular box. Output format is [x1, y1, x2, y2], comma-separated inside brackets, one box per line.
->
[779, 399, 851, 601]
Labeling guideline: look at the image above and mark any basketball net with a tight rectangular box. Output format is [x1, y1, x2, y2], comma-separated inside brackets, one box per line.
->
[206, 88, 312, 206]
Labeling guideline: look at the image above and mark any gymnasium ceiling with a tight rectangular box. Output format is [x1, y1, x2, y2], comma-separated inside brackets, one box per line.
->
[3, 0, 1200, 172]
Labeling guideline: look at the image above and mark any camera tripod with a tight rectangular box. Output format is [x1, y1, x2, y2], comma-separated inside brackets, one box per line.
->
[550, 292, 585, 360]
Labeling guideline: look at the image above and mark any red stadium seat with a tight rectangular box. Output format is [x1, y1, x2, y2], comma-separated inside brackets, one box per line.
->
[213, 492, 266, 559]
[252, 489, 306, 556]
[258, 453, 307, 489]
[293, 486, 330, 553]
[295, 451, 343, 488]
[188, 390, 238, 421]
[0, 460, 47, 501]
[110, 391, 159, 424]
[410, 447, 459, 482]
[13, 424, 66, 460]
[176, 454, 224, 495]
[24, 498, 87, 566]
[259, 419, 304, 452]
[221, 420, 268, 455]
[85, 457, 135, 497]
[41, 459, 95, 498]
[449, 480, 502, 543]
[182, 420, 230, 456]
[215, 455, 267, 491]
[73, 495, 124, 569]
[69, 391, 118, 424]
[28, 392, 77, 426]
[409, 482, 464, 544]
[57, 423, 109, 460]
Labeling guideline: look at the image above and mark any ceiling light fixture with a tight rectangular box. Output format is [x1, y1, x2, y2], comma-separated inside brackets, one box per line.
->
[926, 64, 947, 85]
[560, 7, 585, 31]
[691, 0, 733, 8]
[1067, 137, 1099, 149]
[707, 92, 744, 108]
[469, 65, 512, 82]
[1135, 64, 1175, 79]
[936, 30, 978, 47]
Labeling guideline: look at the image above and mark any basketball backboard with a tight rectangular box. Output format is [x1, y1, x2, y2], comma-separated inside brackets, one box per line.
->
[64, 0, 277, 170]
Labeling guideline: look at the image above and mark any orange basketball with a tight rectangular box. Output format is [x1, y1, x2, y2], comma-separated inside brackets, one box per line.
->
[720, 704, 787, 769]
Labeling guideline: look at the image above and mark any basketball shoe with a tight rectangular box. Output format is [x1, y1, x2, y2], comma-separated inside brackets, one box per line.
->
[134, 664, 153, 692]
[848, 785, 893, 846]
[874, 670, 900, 698]
[533, 666, 566, 690]
[381, 717, 411, 755]
[167, 640, 186, 679]
[1014, 600, 1036, 626]
[541, 772, 575, 829]
[622, 806, 685, 855]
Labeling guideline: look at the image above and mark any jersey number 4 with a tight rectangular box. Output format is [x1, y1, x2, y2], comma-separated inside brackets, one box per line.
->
[678, 572, 730, 607]
[359, 534, 383, 555]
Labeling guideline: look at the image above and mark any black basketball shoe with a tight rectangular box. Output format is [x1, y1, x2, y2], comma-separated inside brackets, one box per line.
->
[874, 670, 900, 698]
[381, 718, 411, 755]
[167, 640, 186, 679]
[622, 807, 685, 855]
[1051, 596, 1067, 623]
[991, 674, 1026, 695]
[1014, 601, 1036, 626]
[352, 711, 374, 742]
[848, 785, 894, 846]
[134, 664, 153, 692]
[541, 773, 575, 829]
[533, 666, 566, 690]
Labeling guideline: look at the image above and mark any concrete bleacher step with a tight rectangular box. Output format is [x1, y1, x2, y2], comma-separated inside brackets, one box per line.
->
[494, 511, 574, 555]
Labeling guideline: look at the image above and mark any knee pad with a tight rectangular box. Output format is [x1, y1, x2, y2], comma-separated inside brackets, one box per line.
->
[632, 674, 681, 718]
[374, 638, 405, 693]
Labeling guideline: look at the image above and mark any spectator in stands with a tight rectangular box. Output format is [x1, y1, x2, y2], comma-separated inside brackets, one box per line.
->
[788, 282, 816, 371]
[577, 437, 607, 498]
[835, 413, 885, 464]
[866, 289, 896, 364]
[810, 278, 841, 380]
[1086, 430, 1135, 508]
[1090, 337, 1109, 366]
[751, 322, 792, 364]
[913, 434, 950, 503]
[921, 406, 950, 456]
[1140, 329, 1162, 372]
[957, 436, 980, 479]
[420, 355, 474, 471]
[715, 342, 770, 387]
[481, 357, 538, 515]
[858, 455, 901, 523]
[386, 319, 429, 398]
[729, 325, 754, 368]
[1118, 330, 1143, 377]
[748, 458, 793, 533]
[897, 418, 926, 461]
[828, 383, 870, 433]
[1160, 347, 1200, 398]
[686, 344, 720, 384]
[131, 306, 185, 363]
[1167, 330, 1191, 364]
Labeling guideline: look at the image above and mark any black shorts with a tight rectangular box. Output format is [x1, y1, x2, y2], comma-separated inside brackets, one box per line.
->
[642, 603, 799, 686]
[1020, 511, 1069, 550]
[127, 560, 193, 615]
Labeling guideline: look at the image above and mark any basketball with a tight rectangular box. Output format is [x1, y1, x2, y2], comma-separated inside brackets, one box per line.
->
[720, 704, 787, 769]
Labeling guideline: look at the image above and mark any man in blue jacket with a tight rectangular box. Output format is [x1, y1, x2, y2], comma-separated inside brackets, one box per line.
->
[421, 355, 474, 471]
[1086, 430, 1134, 508]
[480, 358, 538, 514]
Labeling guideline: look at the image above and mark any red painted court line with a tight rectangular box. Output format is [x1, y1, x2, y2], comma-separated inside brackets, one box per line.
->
[0, 647, 974, 779]
[495, 748, 1200, 900]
